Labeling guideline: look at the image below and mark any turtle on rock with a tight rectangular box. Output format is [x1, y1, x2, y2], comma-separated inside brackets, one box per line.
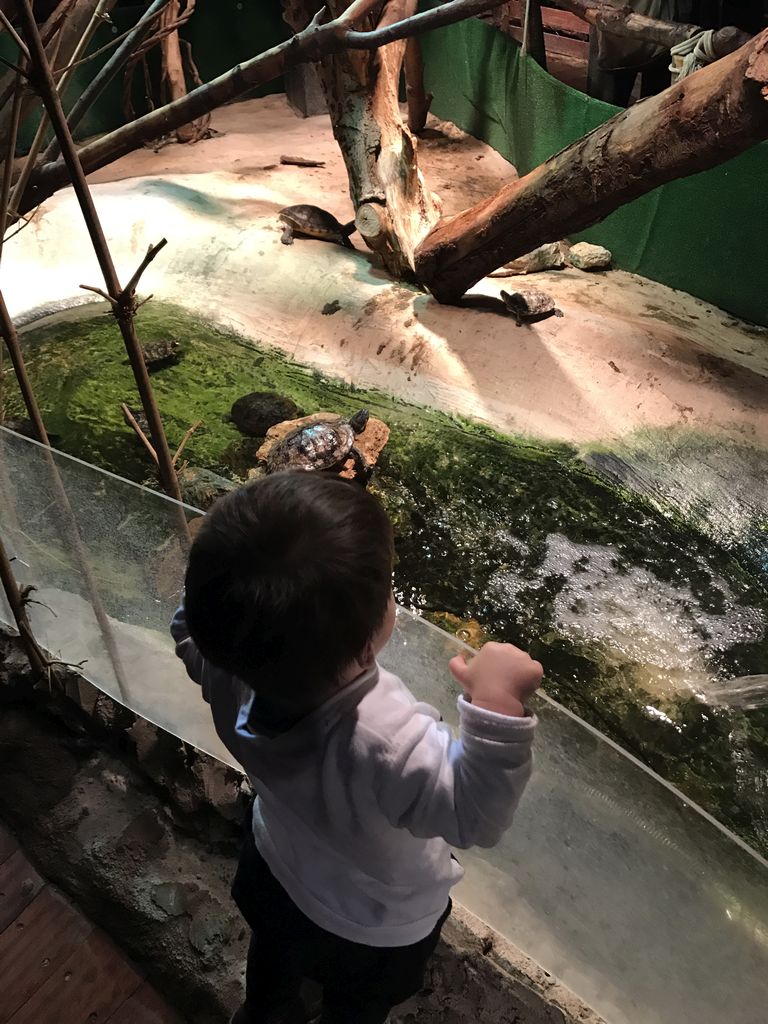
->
[278, 205, 356, 249]
[500, 289, 563, 326]
[266, 409, 371, 481]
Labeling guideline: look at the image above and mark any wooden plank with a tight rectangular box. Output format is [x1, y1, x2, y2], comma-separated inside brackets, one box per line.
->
[0, 824, 18, 867]
[508, 26, 590, 58]
[7, 930, 142, 1024]
[0, 888, 93, 1024]
[106, 982, 183, 1024]
[508, 1, 589, 36]
[0, 850, 45, 935]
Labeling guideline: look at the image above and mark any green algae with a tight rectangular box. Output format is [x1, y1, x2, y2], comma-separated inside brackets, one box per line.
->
[6, 301, 768, 855]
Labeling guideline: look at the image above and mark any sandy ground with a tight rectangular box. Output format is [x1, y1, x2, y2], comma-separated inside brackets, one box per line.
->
[5, 94, 768, 452]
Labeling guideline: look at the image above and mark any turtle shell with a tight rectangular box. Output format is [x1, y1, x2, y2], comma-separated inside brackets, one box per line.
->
[502, 289, 558, 317]
[267, 418, 355, 473]
[228, 392, 300, 437]
[279, 204, 347, 241]
[141, 339, 181, 370]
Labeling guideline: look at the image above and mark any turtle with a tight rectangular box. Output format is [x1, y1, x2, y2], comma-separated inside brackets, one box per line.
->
[266, 409, 371, 480]
[141, 339, 181, 372]
[278, 205, 356, 249]
[500, 289, 563, 326]
[226, 392, 301, 437]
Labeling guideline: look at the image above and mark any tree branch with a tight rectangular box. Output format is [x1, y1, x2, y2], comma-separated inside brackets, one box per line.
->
[17, 0, 187, 523]
[20, 0, 509, 215]
[548, 0, 750, 52]
[415, 28, 768, 301]
[42, 0, 172, 163]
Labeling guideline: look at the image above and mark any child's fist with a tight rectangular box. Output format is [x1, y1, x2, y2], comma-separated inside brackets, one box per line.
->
[448, 642, 542, 718]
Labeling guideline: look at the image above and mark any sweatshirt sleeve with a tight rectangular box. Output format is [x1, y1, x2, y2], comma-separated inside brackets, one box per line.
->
[376, 695, 536, 850]
[171, 600, 233, 704]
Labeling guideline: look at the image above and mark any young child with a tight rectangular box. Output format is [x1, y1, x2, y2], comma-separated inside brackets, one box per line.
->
[171, 472, 541, 1024]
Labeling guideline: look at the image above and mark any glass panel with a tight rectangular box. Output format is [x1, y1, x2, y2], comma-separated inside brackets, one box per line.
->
[0, 426, 766, 1024]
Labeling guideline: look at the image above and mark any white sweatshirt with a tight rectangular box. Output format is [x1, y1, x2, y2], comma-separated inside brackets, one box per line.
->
[172, 605, 536, 947]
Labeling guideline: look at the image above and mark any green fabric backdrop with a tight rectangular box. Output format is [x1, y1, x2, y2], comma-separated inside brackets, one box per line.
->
[420, 16, 768, 326]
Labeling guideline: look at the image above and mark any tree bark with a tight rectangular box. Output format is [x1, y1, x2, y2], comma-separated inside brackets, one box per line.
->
[283, 0, 440, 278]
[549, 0, 750, 53]
[20, 0, 508, 218]
[404, 35, 433, 133]
[415, 29, 768, 302]
[160, 0, 195, 143]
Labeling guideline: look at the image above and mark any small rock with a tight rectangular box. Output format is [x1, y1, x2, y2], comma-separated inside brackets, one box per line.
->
[322, 299, 342, 316]
[567, 242, 612, 272]
[20, 879, 35, 897]
[228, 392, 301, 438]
[152, 881, 188, 917]
[489, 242, 565, 277]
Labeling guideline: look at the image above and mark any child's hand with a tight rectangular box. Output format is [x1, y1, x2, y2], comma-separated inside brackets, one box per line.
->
[448, 642, 543, 718]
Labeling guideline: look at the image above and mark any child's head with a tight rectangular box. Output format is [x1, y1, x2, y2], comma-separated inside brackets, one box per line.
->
[184, 472, 395, 701]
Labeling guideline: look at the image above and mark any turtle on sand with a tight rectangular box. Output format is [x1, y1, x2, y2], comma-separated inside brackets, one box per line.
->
[266, 409, 371, 481]
[278, 205, 356, 249]
[500, 289, 563, 326]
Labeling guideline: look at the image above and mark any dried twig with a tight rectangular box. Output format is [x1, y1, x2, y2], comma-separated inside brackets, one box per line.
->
[0, 9, 31, 61]
[0, 67, 25, 262]
[124, 238, 168, 298]
[172, 419, 202, 466]
[281, 154, 326, 167]
[121, 402, 159, 466]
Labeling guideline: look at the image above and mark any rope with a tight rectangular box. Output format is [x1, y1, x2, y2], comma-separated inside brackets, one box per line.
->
[669, 29, 719, 82]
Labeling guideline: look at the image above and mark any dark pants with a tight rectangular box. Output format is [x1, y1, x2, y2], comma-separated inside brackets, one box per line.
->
[586, 32, 671, 107]
[232, 831, 451, 1024]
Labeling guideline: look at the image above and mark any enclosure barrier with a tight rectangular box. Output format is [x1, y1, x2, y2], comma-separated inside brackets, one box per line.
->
[0, 426, 766, 1024]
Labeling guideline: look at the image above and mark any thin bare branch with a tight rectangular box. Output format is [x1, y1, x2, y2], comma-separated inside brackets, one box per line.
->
[121, 402, 159, 466]
[172, 420, 202, 466]
[0, 9, 30, 60]
[23, 0, 508, 213]
[0, 68, 24, 262]
[0, 53, 28, 77]
[124, 238, 168, 296]
[79, 283, 118, 306]
[17, 0, 186, 519]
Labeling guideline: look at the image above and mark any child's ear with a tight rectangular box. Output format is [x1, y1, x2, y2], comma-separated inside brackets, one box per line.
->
[359, 640, 376, 667]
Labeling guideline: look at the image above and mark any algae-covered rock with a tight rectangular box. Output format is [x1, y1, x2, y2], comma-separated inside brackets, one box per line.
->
[178, 466, 235, 509]
[228, 392, 301, 437]
[567, 242, 612, 271]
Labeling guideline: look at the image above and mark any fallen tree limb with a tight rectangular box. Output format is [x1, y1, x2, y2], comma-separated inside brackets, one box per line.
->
[19, 0, 509, 216]
[415, 28, 768, 302]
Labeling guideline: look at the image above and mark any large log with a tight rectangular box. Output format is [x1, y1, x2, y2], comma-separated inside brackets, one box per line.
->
[415, 29, 768, 302]
[548, 0, 750, 52]
[283, 0, 440, 278]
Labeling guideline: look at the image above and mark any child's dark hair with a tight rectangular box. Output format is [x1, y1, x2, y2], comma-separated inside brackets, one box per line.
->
[184, 472, 394, 693]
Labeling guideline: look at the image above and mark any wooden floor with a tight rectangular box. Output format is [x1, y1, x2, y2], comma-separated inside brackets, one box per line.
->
[0, 823, 182, 1024]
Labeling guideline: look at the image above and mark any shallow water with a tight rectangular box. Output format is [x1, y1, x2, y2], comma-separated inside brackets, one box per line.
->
[7, 301, 768, 855]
